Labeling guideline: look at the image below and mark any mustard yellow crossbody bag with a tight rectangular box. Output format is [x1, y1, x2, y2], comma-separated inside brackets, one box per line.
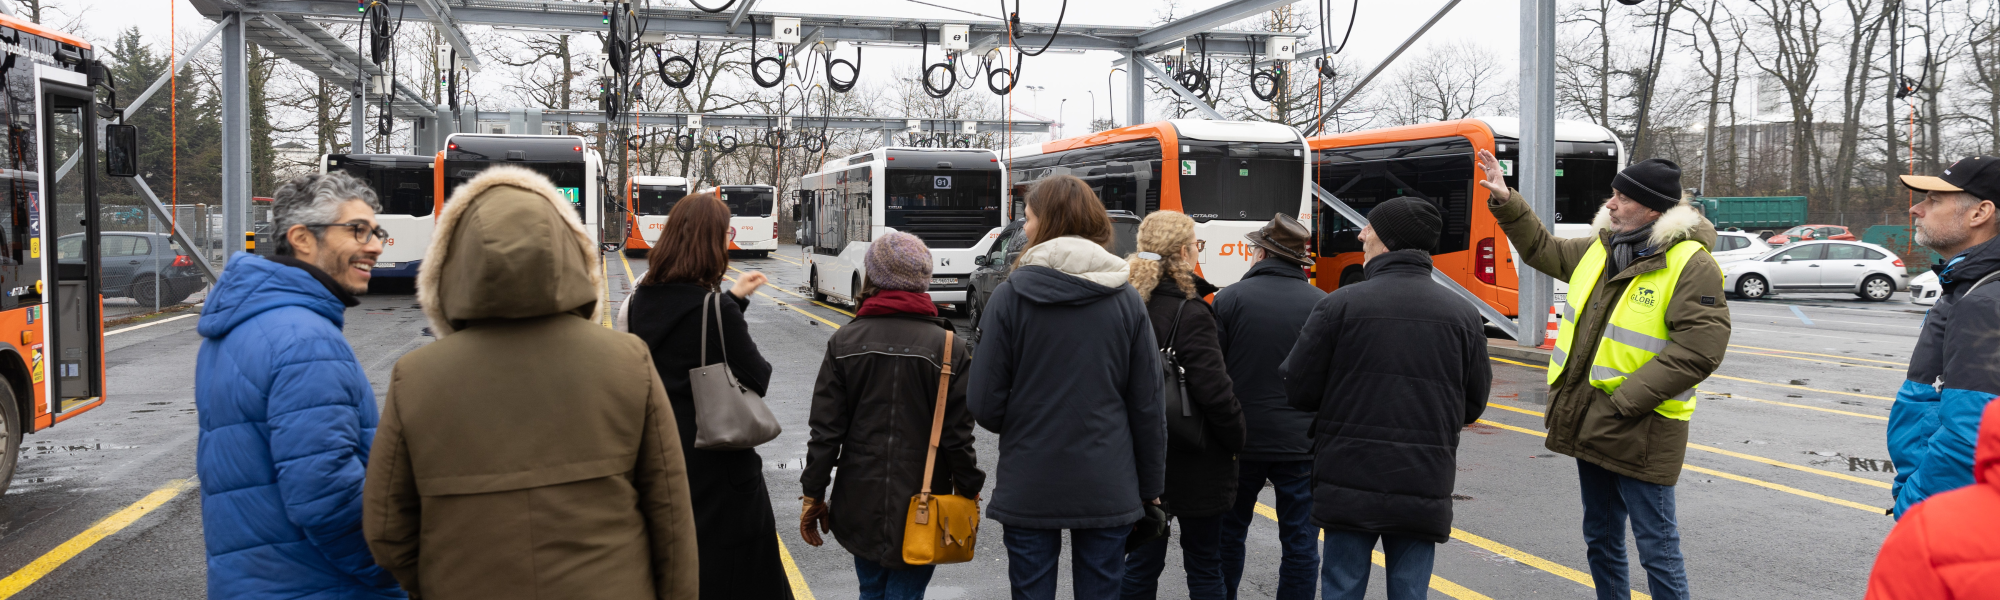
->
[901, 329, 979, 566]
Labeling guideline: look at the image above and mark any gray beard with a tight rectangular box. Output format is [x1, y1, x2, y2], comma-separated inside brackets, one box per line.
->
[1916, 222, 1968, 253]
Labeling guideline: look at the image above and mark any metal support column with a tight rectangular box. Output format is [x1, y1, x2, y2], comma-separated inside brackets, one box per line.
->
[351, 79, 367, 152]
[507, 108, 527, 134]
[1125, 52, 1146, 126]
[414, 117, 435, 155]
[1517, 0, 1556, 346]
[221, 12, 250, 258]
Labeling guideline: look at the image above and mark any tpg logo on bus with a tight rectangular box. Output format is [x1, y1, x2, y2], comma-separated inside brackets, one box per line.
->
[1215, 241, 1258, 261]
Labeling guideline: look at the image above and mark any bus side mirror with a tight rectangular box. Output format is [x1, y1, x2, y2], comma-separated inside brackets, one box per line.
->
[105, 124, 138, 178]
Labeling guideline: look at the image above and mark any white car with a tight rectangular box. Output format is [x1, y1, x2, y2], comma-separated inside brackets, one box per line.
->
[1908, 270, 1941, 306]
[1723, 240, 1912, 302]
[1712, 231, 1774, 264]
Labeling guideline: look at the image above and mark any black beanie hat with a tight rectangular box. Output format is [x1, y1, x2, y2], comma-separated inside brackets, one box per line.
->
[1613, 158, 1683, 213]
[1369, 197, 1441, 253]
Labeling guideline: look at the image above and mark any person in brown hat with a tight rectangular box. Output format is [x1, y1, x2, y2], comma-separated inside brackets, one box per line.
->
[1214, 214, 1327, 600]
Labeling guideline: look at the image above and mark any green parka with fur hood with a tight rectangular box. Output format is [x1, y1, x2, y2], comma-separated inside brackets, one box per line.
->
[1490, 189, 1732, 486]
[363, 166, 699, 600]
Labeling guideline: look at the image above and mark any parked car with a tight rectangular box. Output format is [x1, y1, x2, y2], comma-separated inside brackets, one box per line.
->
[57, 232, 204, 306]
[1723, 240, 1910, 302]
[1712, 230, 1774, 264]
[1766, 224, 1856, 245]
[1908, 270, 1941, 306]
[965, 211, 1141, 340]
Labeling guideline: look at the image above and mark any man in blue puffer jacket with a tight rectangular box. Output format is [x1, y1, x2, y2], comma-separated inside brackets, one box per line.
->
[1890, 157, 2000, 518]
[196, 172, 402, 599]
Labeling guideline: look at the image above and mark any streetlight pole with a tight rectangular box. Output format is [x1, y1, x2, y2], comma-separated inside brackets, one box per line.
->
[1089, 91, 1097, 129]
[1059, 98, 1068, 138]
[1026, 85, 1045, 114]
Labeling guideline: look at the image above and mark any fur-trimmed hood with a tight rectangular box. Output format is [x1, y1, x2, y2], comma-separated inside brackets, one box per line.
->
[1591, 198, 1717, 251]
[417, 165, 603, 337]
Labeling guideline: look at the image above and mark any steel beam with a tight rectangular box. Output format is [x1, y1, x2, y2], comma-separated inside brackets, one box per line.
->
[123, 17, 231, 122]
[1313, 183, 1518, 340]
[221, 12, 249, 257]
[490, 109, 1051, 133]
[726, 0, 759, 33]
[129, 175, 220, 283]
[1306, 0, 1461, 134]
[791, 26, 824, 57]
[1133, 0, 1299, 53]
[256, 14, 355, 79]
[1135, 58, 1225, 121]
[1517, 0, 1556, 346]
[1126, 53, 1145, 125]
[412, 0, 481, 69]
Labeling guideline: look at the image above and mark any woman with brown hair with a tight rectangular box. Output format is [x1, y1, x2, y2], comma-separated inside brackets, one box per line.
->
[618, 192, 792, 599]
[1120, 211, 1246, 600]
[966, 175, 1166, 600]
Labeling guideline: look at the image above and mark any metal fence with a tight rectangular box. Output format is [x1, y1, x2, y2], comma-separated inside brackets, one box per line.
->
[98, 204, 226, 323]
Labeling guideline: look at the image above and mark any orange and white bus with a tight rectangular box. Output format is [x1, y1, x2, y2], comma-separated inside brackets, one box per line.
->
[321, 154, 432, 278]
[1004, 120, 1313, 286]
[716, 184, 779, 257]
[0, 13, 135, 491]
[1306, 117, 1624, 316]
[623, 175, 689, 254]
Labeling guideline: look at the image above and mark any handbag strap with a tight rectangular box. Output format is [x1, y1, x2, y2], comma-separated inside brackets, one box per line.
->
[1162, 297, 1191, 351]
[1970, 270, 2000, 295]
[698, 292, 710, 365]
[698, 292, 733, 367]
[918, 329, 956, 500]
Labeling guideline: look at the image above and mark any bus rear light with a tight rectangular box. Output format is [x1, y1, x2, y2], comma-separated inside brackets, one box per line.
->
[1476, 237, 1496, 285]
[572, 146, 581, 152]
[448, 143, 457, 150]
[172, 255, 194, 267]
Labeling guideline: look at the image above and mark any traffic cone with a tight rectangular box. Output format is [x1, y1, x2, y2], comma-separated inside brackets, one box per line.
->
[1540, 304, 1559, 350]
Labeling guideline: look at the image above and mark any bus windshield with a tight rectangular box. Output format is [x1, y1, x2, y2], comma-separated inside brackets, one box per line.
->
[444, 162, 588, 221]
[884, 169, 1003, 249]
[722, 188, 774, 217]
[1315, 136, 1477, 255]
[635, 185, 686, 215]
[1177, 140, 1305, 222]
[328, 156, 433, 216]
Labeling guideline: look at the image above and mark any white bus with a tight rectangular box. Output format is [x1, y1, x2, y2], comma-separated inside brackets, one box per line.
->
[436, 134, 608, 248]
[624, 175, 690, 254]
[718, 184, 779, 257]
[320, 154, 433, 278]
[795, 147, 1008, 307]
[1004, 119, 1314, 286]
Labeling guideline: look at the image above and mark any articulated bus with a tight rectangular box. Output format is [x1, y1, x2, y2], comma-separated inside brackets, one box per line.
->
[321, 154, 433, 278]
[623, 175, 689, 254]
[1004, 119, 1313, 286]
[434, 134, 607, 248]
[795, 148, 1006, 307]
[717, 184, 779, 257]
[0, 13, 133, 491]
[1306, 117, 1624, 316]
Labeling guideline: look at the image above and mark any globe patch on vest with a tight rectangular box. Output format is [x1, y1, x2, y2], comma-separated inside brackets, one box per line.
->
[1630, 285, 1662, 312]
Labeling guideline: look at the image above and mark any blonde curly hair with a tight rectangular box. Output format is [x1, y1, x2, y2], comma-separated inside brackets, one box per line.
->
[1128, 211, 1197, 302]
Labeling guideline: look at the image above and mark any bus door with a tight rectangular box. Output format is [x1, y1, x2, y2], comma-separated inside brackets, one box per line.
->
[41, 81, 101, 412]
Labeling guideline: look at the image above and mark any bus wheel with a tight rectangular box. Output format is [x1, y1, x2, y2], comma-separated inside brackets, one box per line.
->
[0, 377, 20, 497]
[851, 276, 862, 308]
[810, 268, 830, 303]
[1339, 267, 1365, 287]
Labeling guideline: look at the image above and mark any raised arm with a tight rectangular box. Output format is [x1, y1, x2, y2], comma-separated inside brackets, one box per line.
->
[717, 293, 773, 397]
[1476, 149, 1598, 281]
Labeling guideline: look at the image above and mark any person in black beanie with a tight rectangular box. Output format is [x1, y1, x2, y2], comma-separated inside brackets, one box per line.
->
[1473, 149, 1729, 600]
[1278, 196, 1491, 600]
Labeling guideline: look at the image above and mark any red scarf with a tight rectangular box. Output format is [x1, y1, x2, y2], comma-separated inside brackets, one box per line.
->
[857, 289, 939, 317]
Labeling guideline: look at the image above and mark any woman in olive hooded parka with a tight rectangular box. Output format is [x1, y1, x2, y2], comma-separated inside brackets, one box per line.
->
[362, 165, 699, 600]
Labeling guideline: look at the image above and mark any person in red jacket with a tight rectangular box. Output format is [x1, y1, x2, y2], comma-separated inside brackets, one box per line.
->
[1867, 398, 2000, 598]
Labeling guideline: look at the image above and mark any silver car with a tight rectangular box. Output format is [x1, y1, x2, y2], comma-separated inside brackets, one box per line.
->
[1723, 240, 1911, 302]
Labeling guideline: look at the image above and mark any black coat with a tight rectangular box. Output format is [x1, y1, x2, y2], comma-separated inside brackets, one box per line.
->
[1214, 258, 1326, 462]
[968, 265, 1165, 530]
[1145, 276, 1246, 518]
[1279, 250, 1490, 543]
[802, 312, 986, 568]
[626, 282, 791, 600]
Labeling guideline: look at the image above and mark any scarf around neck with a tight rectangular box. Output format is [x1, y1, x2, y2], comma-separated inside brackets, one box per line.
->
[1609, 223, 1655, 274]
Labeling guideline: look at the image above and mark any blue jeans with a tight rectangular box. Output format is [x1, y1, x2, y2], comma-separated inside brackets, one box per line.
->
[1221, 460, 1319, 600]
[1577, 458, 1690, 600]
[854, 556, 936, 600]
[1122, 513, 1226, 599]
[1004, 524, 1130, 600]
[1319, 530, 1434, 600]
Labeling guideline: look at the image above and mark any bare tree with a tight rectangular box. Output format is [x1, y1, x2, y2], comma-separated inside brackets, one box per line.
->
[1379, 41, 1514, 126]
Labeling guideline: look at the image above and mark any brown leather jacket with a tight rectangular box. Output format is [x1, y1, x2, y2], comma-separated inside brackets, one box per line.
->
[363, 166, 699, 599]
[1491, 189, 1731, 486]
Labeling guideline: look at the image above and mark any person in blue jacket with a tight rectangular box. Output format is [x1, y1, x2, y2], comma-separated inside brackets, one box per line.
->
[195, 172, 401, 599]
[1891, 157, 2000, 517]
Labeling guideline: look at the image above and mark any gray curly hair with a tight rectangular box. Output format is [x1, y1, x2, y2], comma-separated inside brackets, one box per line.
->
[269, 172, 381, 256]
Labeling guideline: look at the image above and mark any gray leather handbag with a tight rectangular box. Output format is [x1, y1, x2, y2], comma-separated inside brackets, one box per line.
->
[690, 292, 782, 449]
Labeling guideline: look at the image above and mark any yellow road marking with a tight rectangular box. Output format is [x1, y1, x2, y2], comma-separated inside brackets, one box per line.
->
[726, 275, 845, 329]
[602, 259, 615, 328]
[0, 478, 196, 598]
[1252, 504, 1494, 600]
[1487, 356, 1895, 402]
[1473, 419, 1887, 513]
[1446, 528, 1648, 599]
[1704, 392, 1887, 421]
[1485, 403, 1888, 488]
[1729, 344, 1907, 366]
[812, 301, 857, 317]
[775, 532, 818, 600]
[619, 250, 638, 286]
[763, 251, 804, 266]
[725, 265, 860, 319]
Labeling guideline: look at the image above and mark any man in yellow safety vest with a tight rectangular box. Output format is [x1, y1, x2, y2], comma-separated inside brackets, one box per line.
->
[1474, 150, 1731, 600]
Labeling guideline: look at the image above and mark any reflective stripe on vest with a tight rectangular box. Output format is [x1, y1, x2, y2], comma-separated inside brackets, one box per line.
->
[1546, 237, 1708, 420]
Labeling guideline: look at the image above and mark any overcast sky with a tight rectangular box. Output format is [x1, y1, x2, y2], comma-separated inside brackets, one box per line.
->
[61, 0, 1526, 134]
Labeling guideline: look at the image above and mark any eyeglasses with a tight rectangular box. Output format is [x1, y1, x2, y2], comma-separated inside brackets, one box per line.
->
[303, 222, 390, 244]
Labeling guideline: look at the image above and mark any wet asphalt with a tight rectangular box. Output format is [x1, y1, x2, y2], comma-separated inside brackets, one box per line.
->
[0, 245, 1919, 599]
